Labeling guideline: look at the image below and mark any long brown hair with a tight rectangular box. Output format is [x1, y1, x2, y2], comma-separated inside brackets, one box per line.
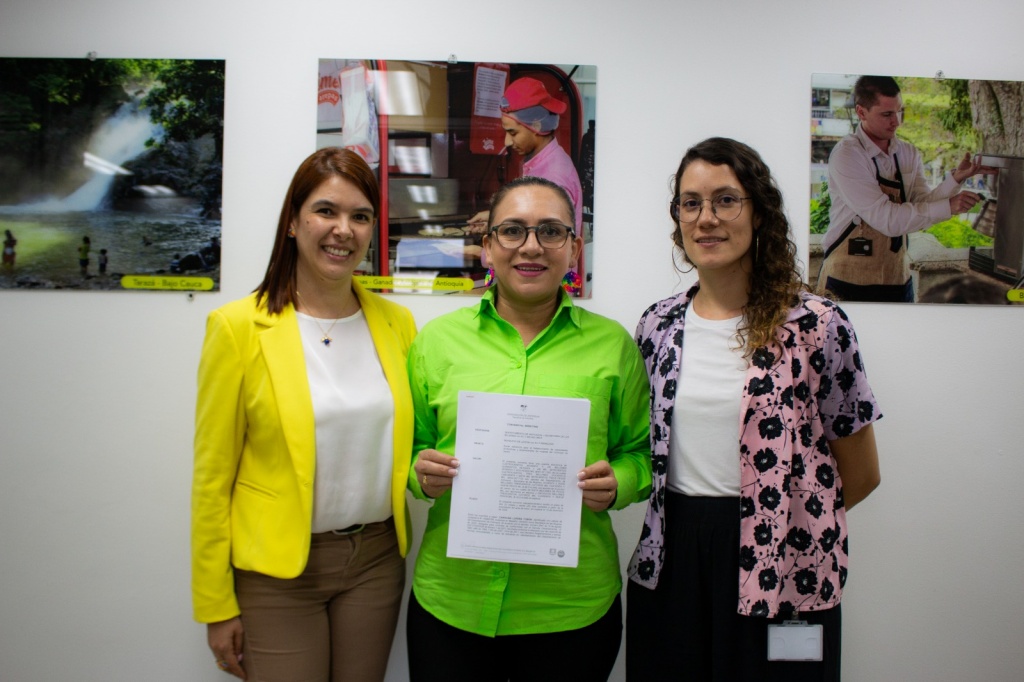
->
[255, 147, 380, 314]
[671, 137, 806, 356]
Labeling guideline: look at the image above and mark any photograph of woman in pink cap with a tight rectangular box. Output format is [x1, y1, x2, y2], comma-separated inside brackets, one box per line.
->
[316, 60, 595, 297]
[467, 77, 586, 288]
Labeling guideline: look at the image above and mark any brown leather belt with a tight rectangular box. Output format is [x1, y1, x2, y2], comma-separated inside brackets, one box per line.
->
[330, 523, 365, 535]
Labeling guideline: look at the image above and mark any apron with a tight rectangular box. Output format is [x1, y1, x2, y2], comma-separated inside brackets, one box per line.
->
[817, 154, 913, 302]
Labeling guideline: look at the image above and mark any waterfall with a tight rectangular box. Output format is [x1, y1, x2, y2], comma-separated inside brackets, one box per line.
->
[27, 101, 160, 212]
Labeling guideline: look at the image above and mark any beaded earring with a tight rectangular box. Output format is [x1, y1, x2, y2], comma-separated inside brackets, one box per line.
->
[561, 271, 582, 294]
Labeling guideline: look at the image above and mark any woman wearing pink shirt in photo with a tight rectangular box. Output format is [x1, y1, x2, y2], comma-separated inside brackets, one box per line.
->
[468, 77, 585, 292]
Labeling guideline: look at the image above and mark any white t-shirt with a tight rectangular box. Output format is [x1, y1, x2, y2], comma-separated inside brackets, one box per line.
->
[667, 305, 746, 497]
[297, 309, 394, 532]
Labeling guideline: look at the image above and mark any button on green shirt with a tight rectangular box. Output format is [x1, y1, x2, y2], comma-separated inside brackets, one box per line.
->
[407, 289, 652, 636]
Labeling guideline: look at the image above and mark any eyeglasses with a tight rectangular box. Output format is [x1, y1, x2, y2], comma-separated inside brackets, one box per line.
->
[671, 195, 750, 223]
[489, 222, 573, 249]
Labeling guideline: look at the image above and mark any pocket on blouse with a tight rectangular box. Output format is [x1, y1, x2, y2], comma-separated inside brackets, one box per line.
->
[534, 374, 614, 461]
[536, 374, 613, 401]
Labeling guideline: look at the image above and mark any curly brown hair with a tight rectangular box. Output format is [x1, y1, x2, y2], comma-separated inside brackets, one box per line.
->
[670, 137, 807, 356]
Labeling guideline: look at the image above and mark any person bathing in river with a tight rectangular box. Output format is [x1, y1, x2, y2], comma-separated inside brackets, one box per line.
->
[78, 236, 91, 277]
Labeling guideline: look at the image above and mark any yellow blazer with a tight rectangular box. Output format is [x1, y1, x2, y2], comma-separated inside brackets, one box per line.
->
[191, 281, 416, 623]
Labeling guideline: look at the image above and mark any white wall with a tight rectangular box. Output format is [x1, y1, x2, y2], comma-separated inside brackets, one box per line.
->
[1, 1, 1022, 680]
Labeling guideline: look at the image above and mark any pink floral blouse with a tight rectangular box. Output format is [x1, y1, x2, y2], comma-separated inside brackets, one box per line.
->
[627, 286, 881, 617]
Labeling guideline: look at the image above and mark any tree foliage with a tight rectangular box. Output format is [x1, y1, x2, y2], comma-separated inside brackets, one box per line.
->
[926, 216, 993, 248]
[0, 57, 147, 114]
[810, 181, 831, 235]
[142, 60, 225, 156]
[895, 77, 976, 174]
[937, 79, 977, 146]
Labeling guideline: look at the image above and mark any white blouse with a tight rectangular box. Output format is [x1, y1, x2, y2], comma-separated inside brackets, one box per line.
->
[297, 309, 394, 532]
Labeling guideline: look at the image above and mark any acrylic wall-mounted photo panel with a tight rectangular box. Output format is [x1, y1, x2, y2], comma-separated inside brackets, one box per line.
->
[809, 73, 1024, 306]
[317, 59, 596, 297]
[0, 58, 225, 292]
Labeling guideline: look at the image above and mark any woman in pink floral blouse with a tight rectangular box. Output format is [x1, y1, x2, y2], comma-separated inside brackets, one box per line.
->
[626, 137, 881, 681]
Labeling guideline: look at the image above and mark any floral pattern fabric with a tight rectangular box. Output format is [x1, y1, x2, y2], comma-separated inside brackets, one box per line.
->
[627, 286, 881, 617]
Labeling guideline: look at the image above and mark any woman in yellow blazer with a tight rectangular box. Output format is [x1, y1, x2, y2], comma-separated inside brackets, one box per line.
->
[192, 148, 416, 681]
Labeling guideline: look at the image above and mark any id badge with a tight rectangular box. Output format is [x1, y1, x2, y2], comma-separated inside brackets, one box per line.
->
[767, 620, 823, 661]
[848, 237, 873, 256]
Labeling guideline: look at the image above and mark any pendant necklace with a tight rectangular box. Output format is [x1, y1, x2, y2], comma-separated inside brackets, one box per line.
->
[296, 291, 341, 347]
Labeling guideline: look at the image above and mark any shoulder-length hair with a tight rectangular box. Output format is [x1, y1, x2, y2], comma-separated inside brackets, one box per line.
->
[255, 147, 380, 314]
[671, 137, 806, 356]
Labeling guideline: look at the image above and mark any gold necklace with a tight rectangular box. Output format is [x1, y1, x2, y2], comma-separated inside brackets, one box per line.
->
[295, 291, 341, 347]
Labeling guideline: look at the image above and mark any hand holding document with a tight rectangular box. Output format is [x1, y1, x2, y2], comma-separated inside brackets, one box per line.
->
[578, 459, 618, 512]
[415, 448, 459, 498]
[447, 391, 590, 567]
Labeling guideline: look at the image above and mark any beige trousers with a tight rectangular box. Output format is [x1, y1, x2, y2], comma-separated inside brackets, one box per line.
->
[234, 518, 405, 682]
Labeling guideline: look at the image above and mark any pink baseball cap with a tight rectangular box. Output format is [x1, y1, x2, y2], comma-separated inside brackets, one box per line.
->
[501, 77, 567, 115]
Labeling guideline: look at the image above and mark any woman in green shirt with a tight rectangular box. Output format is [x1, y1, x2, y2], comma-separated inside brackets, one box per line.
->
[406, 176, 652, 681]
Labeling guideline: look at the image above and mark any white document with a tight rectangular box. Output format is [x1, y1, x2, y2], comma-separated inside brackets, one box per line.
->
[447, 391, 590, 567]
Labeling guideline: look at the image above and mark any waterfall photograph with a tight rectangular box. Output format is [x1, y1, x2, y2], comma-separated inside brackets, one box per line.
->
[0, 57, 224, 291]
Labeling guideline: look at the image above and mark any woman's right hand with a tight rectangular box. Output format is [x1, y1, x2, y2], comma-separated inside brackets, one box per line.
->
[207, 617, 246, 679]
[414, 449, 459, 498]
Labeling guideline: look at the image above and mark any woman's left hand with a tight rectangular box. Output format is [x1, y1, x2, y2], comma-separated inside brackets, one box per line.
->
[413, 448, 459, 499]
[207, 618, 246, 679]
[578, 461, 618, 512]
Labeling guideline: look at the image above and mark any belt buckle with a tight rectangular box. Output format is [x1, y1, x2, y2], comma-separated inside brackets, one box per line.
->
[331, 524, 365, 536]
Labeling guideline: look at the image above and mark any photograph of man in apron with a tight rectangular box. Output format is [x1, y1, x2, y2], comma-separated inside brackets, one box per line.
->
[816, 75, 992, 303]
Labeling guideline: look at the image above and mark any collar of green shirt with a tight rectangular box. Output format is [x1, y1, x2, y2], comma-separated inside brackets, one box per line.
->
[475, 286, 582, 331]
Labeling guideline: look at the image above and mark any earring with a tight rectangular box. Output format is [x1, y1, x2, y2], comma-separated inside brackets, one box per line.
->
[561, 270, 582, 294]
[483, 268, 495, 287]
[287, 227, 296, 237]
[672, 247, 694, 274]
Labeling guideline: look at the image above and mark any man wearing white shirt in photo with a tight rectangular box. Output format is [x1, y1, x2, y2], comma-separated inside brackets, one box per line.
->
[817, 75, 995, 302]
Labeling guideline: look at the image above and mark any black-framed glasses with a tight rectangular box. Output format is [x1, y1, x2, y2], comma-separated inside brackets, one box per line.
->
[670, 195, 751, 223]
[489, 222, 573, 249]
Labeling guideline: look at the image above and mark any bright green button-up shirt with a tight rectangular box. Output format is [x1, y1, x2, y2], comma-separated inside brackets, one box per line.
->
[407, 289, 651, 636]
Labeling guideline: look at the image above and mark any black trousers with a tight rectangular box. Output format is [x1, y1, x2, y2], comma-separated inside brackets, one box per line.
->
[626, 493, 841, 681]
[407, 589, 622, 682]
